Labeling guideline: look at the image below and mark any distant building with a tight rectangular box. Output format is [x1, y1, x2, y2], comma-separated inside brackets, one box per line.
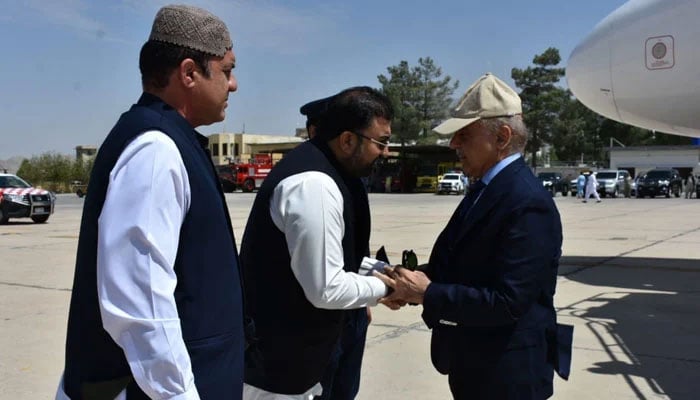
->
[609, 145, 700, 177]
[207, 133, 304, 165]
[71, 134, 307, 169]
[75, 145, 97, 162]
[295, 128, 309, 140]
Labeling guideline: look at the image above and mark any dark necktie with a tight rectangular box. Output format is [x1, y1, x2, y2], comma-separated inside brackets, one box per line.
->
[448, 180, 486, 242]
[459, 180, 486, 218]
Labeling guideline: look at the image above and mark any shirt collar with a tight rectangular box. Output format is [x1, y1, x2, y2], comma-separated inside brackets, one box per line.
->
[481, 153, 521, 185]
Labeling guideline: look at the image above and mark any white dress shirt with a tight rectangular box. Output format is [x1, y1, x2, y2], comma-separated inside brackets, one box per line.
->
[243, 171, 387, 400]
[56, 130, 199, 400]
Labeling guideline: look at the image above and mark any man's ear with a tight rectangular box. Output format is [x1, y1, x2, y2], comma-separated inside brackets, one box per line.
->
[337, 131, 357, 154]
[496, 124, 513, 150]
[178, 58, 197, 88]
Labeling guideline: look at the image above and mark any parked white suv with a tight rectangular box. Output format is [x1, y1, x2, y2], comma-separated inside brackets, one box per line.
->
[595, 170, 630, 198]
[437, 173, 465, 195]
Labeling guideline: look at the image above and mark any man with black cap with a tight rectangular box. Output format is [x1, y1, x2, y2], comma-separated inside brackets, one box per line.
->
[300, 95, 334, 139]
[300, 95, 374, 400]
[56, 4, 244, 399]
[375, 73, 572, 399]
[240, 87, 393, 400]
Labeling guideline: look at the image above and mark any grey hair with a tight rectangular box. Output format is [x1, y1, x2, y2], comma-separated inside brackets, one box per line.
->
[480, 115, 529, 154]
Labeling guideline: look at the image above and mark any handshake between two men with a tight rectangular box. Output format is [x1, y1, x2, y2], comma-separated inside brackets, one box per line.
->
[369, 249, 431, 310]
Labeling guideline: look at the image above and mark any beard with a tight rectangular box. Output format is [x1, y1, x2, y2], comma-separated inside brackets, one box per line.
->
[347, 144, 381, 177]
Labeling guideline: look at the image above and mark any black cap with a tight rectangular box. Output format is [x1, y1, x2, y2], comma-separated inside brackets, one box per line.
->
[300, 95, 335, 121]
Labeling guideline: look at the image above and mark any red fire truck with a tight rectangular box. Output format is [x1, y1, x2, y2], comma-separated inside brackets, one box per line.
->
[219, 154, 273, 193]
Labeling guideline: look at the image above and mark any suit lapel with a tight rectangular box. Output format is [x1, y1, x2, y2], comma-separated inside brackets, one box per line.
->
[453, 157, 527, 243]
[455, 185, 499, 242]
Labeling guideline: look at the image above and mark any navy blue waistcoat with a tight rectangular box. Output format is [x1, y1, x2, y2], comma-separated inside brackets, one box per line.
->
[240, 138, 370, 394]
[63, 93, 244, 399]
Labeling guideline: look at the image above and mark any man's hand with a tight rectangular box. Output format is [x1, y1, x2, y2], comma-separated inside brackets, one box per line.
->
[373, 265, 431, 307]
[372, 266, 405, 310]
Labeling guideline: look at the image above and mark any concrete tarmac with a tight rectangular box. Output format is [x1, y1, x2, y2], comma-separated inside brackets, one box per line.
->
[1, 193, 699, 399]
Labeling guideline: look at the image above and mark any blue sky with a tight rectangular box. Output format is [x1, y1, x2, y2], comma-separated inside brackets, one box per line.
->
[0, 0, 629, 159]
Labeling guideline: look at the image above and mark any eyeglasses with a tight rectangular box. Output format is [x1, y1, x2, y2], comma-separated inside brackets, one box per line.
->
[352, 131, 390, 151]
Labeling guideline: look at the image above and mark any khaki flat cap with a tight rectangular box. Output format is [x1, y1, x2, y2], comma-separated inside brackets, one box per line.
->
[433, 73, 521, 135]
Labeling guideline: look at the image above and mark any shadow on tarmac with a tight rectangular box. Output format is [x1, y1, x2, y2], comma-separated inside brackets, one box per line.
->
[559, 256, 700, 400]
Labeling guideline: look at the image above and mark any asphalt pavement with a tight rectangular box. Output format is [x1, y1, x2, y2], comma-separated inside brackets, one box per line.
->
[1, 192, 698, 399]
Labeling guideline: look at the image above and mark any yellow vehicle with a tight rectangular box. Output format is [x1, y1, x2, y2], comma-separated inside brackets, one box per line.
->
[415, 164, 438, 192]
[414, 161, 463, 193]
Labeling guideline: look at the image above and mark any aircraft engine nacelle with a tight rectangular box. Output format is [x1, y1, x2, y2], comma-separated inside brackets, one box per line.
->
[567, 0, 700, 137]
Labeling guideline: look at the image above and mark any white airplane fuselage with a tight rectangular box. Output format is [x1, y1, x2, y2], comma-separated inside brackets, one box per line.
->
[567, 0, 700, 138]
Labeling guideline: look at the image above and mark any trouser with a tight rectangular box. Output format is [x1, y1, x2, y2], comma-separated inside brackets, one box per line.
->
[585, 187, 600, 201]
[315, 308, 369, 400]
[448, 371, 553, 400]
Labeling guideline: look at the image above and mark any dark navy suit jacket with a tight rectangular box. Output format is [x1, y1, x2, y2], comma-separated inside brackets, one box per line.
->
[421, 157, 570, 399]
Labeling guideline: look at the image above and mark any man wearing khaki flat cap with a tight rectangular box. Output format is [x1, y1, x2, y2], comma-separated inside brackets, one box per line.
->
[375, 73, 573, 399]
[56, 4, 244, 399]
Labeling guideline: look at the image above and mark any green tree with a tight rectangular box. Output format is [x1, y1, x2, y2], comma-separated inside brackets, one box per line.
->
[551, 95, 603, 163]
[378, 57, 458, 145]
[414, 57, 459, 138]
[15, 152, 91, 192]
[512, 47, 568, 168]
[36, 153, 73, 185]
[378, 61, 421, 145]
[377, 58, 458, 192]
[17, 159, 39, 183]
